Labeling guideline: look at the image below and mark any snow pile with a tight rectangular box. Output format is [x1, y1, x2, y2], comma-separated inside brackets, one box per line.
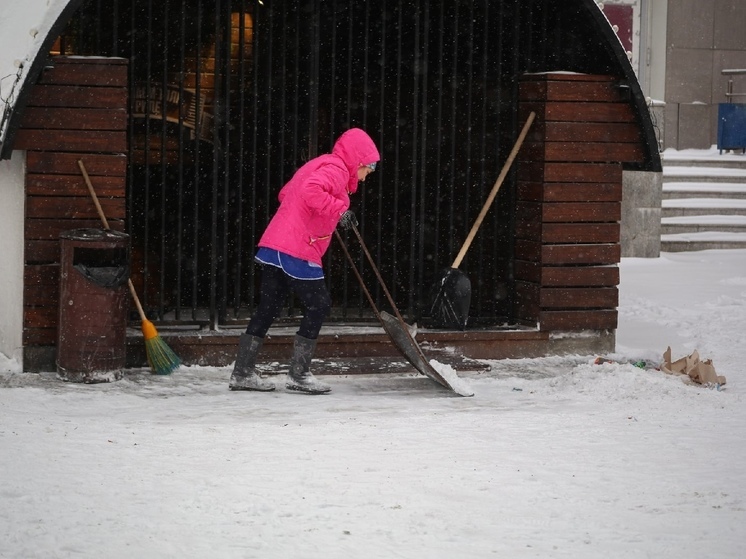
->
[0, 350, 21, 373]
[429, 359, 474, 397]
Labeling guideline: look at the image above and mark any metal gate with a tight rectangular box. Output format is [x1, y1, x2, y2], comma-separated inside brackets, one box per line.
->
[59, 0, 551, 329]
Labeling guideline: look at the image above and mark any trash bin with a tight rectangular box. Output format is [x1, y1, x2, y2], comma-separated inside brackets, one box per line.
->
[57, 228, 130, 383]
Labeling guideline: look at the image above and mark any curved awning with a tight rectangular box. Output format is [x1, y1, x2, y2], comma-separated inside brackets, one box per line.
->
[0, 0, 86, 159]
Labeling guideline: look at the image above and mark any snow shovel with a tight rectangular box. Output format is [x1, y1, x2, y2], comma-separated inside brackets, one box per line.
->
[334, 227, 474, 397]
[429, 111, 535, 330]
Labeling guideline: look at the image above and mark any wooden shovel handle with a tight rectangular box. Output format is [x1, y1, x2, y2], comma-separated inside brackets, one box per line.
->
[78, 159, 148, 323]
[451, 111, 535, 269]
[348, 224, 408, 327]
[333, 229, 382, 323]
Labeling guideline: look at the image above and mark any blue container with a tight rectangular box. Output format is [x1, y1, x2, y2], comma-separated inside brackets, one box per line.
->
[717, 103, 746, 153]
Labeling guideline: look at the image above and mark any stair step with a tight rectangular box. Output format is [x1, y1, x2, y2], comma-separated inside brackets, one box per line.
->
[659, 150, 746, 251]
[662, 182, 746, 200]
[661, 149, 746, 169]
[662, 166, 746, 183]
[661, 231, 746, 252]
[661, 198, 746, 218]
[661, 214, 746, 234]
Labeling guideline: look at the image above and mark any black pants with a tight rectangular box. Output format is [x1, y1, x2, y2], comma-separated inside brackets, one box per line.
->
[245, 264, 331, 340]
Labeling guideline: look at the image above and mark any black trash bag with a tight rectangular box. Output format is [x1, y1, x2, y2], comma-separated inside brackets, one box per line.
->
[73, 263, 130, 289]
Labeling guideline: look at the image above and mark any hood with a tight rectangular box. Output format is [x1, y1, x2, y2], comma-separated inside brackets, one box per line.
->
[331, 128, 380, 194]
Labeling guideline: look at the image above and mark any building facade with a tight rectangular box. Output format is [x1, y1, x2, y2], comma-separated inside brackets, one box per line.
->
[603, 0, 746, 150]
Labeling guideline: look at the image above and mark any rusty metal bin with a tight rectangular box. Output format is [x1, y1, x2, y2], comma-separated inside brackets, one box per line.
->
[57, 229, 130, 383]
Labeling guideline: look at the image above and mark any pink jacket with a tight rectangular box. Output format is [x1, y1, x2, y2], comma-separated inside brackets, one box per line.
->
[258, 128, 380, 265]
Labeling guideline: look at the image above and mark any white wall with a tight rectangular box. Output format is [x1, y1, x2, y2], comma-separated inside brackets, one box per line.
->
[0, 151, 26, 364]
[0, 0, 73, 367]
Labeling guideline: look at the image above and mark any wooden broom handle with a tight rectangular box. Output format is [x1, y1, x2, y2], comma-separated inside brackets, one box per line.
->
[78, 159, 148, 322]
[79, 159, 110, 229]
[451, 111, 535, 269]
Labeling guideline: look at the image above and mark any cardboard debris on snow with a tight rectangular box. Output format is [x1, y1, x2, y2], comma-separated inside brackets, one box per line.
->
[661, 346, 726, 386]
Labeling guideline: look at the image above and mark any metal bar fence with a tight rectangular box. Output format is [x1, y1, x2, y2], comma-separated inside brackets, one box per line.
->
[59, 0, 541, 329]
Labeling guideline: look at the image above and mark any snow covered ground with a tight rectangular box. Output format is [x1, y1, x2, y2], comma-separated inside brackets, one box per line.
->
[1, 249, 745, 558]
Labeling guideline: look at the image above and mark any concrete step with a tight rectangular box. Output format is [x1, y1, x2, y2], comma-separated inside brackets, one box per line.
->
[661, 150, 746, 169]
[662, 166, 746, 184]
[661, 215, 746, 234]
[661, 231, 746, 252]
[661, 198, 746, 218]
[662, 182, 746, 200]
[659, 149, 746, 251]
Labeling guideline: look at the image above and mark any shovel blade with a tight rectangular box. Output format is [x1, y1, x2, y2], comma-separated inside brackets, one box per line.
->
[378, 311, 449, 390]
[429, 268, 471, 330]
[378, 311, 473, 396]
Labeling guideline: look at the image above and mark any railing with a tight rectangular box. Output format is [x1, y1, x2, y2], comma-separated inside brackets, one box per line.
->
[718, 70, 746, 153]
[61, 0, 550, 330]
[723, 69, 746, 101]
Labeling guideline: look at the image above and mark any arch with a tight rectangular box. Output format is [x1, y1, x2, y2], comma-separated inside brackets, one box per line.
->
[579, 0, 661, 172]
[0, 0, 87, 159]
[6, 0, 663, 334]
[1, 0, 661, 170]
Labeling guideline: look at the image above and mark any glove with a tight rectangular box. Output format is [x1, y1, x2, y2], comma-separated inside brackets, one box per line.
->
[338, 210, 358, 230]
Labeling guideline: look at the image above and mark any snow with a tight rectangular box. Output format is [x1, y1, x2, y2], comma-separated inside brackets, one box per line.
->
[663, 182, 746, 194]
[664, 166, 746, 178]
[662, 145, 746, 161]
[429, 359, 474, 397]
[663, 215, 746, 225]
[1, 249, 745, 558]
[661, 231, 746, 243]
[662, 198, 746, 209]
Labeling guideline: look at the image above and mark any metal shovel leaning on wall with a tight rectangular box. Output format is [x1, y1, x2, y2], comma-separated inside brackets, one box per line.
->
[429, 111, 536, 330]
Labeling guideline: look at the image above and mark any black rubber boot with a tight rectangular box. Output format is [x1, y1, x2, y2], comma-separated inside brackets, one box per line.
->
[229, 334, 275, 391]
[286, 335, 331, 395]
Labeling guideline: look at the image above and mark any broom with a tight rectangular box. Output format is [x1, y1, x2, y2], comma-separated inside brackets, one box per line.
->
[78, 159, 181, 375]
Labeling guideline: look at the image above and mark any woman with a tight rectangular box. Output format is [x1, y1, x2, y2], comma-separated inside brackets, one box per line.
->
[230, 128, 380, 394]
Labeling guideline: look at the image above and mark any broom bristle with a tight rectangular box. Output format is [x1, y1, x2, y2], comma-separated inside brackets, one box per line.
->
[144, 335, 181, 375]
[140, 318, 180, 374]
